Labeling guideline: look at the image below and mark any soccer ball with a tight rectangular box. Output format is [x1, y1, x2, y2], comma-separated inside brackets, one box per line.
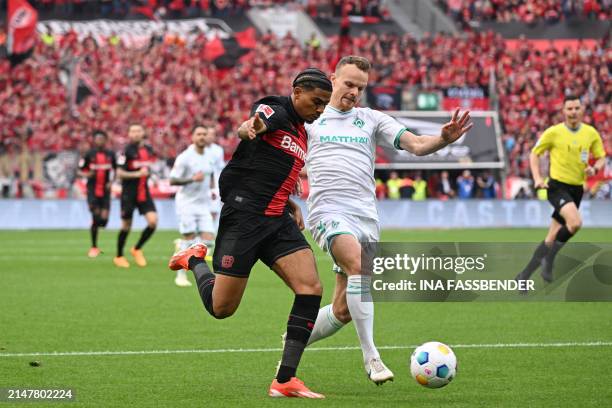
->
[410, 341, 457, 388]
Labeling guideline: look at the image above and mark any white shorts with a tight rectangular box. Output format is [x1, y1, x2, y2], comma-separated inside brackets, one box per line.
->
[308, 212, 379, 274]
[178, 212, 215, 235]
[209, 197, 222, 213]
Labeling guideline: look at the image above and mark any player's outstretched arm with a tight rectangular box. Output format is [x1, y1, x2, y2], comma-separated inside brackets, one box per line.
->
[237, 114, 267, 140]
[398, 108, 473, 156]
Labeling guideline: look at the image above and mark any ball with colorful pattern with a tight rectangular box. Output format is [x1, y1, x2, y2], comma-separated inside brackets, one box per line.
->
[410, 341, 457, 388]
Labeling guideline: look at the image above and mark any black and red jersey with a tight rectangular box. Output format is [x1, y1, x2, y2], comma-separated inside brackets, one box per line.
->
[219, 95, 307, 216]
[79, 148, 116, 198]
[118, 142, 156, 202]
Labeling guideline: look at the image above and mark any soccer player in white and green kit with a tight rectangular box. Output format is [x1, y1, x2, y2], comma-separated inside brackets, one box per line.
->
[304, 56, 473, 384]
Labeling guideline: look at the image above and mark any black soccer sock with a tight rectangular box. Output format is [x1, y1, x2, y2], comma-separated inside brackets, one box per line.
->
[517, 241, 549, 279]
[90, 224, 98, 248]
[189, 258, 218, 318]
[555, 225, 573, 243]
[545, 240, 566, 264]
[276, 294, 322, 383]
[135, 226, 156, 250]
[117, 229, 129, 257]
[542, 226, 572, 266]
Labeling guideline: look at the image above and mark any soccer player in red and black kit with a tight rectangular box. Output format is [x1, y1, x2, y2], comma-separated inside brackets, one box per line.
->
[79, 130, 116, 258]
[114, 124, 158, 268]
[169, 68, 332, 398]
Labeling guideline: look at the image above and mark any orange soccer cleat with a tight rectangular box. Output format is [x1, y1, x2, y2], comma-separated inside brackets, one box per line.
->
[130, 248, 147, 267]
[168, 243, 207, 271]
[268, 377, 325, 399]
[88, 247, 101, 258]
[113, 256, 130, 268]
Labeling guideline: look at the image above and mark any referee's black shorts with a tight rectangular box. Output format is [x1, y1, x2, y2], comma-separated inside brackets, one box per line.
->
[212, 205, 311, 278]
[547, 178, 584, 225]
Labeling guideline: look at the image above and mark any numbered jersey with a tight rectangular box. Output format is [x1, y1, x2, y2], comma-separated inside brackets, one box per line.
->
[305, 105, 406, 222]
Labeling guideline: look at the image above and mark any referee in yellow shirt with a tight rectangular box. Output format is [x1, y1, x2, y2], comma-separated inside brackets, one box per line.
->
[516, 95, 606, 283]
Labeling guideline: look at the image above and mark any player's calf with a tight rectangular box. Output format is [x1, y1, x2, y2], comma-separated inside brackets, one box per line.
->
[169, 244, 229, 318]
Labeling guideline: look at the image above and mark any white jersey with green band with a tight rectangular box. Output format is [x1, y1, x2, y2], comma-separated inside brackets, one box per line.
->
[305, 105, 406, 223]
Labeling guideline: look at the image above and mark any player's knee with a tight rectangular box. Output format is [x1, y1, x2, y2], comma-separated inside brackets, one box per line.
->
[212, 303, 237, 319]
[567, 218, 582, 234]
[291, 279, 323, 296]
[147, 222, 157, 230]
[311, 280, 323, 296]
[305, 279, 323, 296]
[342, 260, 362, 276]
[334, 304, 351, 324]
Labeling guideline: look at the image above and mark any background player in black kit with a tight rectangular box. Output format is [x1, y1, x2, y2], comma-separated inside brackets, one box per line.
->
[78, 130, 116, 258]
[169, 68, 332, 398]
[114, 124, 158, 268]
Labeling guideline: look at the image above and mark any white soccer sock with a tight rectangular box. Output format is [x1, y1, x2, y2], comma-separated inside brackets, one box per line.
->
[176, 269, 188, 280]
[180, 239, 195, 251]
[191, 236, 215, 250]
[346, 274, 379, 363]
[307, 304, 345, 346]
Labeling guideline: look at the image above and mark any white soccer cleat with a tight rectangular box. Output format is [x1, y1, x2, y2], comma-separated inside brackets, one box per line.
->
[174, 271, 192, 287]
[366, 357, 394, 385]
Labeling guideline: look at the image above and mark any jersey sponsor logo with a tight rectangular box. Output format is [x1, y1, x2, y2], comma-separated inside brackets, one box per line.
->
[256, 104, 275, 119]
[221, 255, 234, 268]
[280, 135, 306, 161]
[319, 135, 369, 144]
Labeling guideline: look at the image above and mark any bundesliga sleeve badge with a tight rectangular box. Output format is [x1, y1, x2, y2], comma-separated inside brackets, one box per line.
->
[256, 104, 275, 119]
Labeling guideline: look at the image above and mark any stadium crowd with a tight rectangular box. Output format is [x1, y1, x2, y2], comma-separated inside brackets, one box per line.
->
[440, 0, 612, 25]
[0, 23, 610, 199]
[15, 0, 388, 19]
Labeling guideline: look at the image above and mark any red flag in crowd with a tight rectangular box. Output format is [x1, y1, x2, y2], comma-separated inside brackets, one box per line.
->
[7, 0, 38, 67]
[203, 28, 256, 68]
[131, 0, 160, 21]
[68, 58, 101, 116]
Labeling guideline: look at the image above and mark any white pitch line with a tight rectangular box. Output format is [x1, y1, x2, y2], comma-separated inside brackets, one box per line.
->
[1, 341, 611, 358]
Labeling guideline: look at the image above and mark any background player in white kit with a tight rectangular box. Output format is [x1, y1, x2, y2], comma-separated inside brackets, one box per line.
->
[204, 124, 226, 231]
[170, 125, 218, 287]
[304, 56, 473, 384]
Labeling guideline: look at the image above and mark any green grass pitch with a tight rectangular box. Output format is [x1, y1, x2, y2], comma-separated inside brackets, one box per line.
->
[1, 228, 611, 407]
